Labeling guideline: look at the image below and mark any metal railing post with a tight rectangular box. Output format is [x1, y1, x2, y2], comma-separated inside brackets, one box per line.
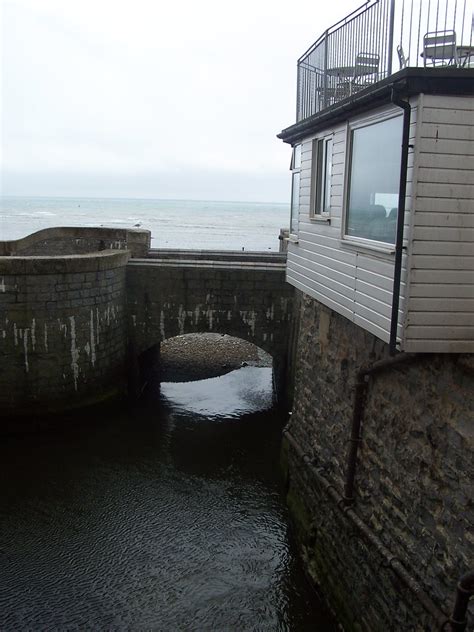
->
[387, 0, 396, 75]
[323, 29, 329, 110]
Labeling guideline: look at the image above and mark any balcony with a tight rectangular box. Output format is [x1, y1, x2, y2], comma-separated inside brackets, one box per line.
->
[297, 0, 474, 122]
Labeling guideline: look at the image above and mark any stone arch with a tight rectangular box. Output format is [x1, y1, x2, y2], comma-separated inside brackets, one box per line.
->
[128, 331, 290, 403]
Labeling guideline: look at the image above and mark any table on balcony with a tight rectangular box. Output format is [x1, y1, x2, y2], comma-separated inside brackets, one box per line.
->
[321, 64, 379, 105]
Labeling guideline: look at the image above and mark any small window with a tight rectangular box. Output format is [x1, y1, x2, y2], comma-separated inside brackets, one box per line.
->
[345, 115, 403, 245]
[311, 136, 332, 217]
[290, 145, 301, 235]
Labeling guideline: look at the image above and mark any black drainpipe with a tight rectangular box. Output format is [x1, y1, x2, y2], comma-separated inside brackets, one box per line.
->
[447, 571, 474, 631]
[389, 89, 412, 355]
[343, 352, 418, 505]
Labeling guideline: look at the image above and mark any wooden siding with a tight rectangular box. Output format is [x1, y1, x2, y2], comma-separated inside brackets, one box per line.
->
[287, 103, 414, 344]
[403, 94, 474, 353]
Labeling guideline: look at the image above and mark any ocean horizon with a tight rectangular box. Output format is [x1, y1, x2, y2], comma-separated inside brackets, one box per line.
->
[0, 195, 290, 251]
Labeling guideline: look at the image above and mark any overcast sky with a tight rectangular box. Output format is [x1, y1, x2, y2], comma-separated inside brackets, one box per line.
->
[1, 0, 359, 202]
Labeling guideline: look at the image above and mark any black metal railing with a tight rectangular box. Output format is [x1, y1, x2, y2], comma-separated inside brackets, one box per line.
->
[296, 0, 474, 121]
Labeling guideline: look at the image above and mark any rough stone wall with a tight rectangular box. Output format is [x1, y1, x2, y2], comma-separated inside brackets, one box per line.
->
[284, 290, 473, 631]
[126, 261, 293, 372]
[0, 251, 130, 416]
[0, 227, 151, 258]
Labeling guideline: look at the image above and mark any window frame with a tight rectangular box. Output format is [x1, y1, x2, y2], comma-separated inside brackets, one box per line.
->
[342, 110, 403, 252]
[289, 144, 302, 239]
[310, 134, 333, 221]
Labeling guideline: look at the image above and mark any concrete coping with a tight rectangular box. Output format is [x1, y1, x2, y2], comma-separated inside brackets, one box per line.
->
[0, 226, 151, 257]
[0, 249, 131, 275]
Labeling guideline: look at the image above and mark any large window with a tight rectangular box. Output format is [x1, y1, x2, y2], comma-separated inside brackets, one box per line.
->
[311, 136, 332, 217]
[345, 115, 403, 245]
[290, 144, 301, 235]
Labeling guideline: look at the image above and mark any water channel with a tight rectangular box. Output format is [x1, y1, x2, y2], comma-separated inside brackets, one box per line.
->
[0, 366, 337, 630]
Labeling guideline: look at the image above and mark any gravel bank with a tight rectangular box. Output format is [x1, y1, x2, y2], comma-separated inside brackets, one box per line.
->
[160, 333, 272, 382]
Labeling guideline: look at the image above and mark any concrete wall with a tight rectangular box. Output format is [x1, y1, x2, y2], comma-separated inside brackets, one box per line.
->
[126, 258, 294, 383]
[283, 290, 473, 631]
[0, 235, 294, 416]
[0, 226, 151, 258]
[0, 251, 130, 416]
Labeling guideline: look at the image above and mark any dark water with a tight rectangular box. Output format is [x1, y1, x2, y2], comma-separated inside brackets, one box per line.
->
[0, 367, 336, 631]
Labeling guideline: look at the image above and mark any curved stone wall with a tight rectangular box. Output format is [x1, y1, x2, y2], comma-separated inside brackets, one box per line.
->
[0, 250, 130, 416]
[0, 226, 150, 257]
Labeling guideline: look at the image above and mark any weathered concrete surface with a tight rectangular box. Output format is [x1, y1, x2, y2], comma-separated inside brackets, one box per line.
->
[0, 233, 294, 416]
[284, 290, 474, 631]
[0, 251, 130, 415]
[126, 256, 293, 380]
[0, 226, 151, 257]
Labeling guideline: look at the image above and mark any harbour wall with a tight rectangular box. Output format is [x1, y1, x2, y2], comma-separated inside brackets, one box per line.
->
[283, 290, 474, 630]
[0, 250, 130, 415]
[0, 228, 293, 416]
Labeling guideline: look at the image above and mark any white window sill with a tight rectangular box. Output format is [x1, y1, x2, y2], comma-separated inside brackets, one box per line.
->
[340, 238, 396, 257]
[310, 215, 331, 224]
[285, 236, 299, 245]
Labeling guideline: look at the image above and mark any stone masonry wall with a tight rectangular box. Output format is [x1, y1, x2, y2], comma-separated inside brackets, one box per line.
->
[126, 260, 294, 376]
[284, 290, 473, 631]
[0, 227, 151, 258]
[0, 251, 130, 416]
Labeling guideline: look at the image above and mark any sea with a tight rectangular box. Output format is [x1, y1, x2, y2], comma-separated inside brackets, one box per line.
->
[0, 196, 290, 251]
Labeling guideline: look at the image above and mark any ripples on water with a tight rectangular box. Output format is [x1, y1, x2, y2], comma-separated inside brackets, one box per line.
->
[0, 367, 336, 631]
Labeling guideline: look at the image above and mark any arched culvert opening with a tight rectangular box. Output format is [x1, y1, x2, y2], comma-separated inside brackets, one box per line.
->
[160, 333, 272, 383]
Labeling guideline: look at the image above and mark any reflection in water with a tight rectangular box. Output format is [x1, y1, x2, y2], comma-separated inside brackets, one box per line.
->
[161, 366, 274, 419]
[0, 368, 336, 631]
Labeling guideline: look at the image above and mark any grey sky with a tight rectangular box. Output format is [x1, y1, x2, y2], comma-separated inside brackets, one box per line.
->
[1, 0, 358, 202]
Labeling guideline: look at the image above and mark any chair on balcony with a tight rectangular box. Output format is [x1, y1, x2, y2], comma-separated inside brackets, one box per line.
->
[423, 30, 458, 66]
[397, 45, 408, 69]
[351, 52, 380, 93]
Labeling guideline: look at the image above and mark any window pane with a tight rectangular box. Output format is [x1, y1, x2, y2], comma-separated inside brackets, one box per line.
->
[346, 116, 403, 244]
[293, 144, 302, 169]
[323, 138, 332, 213]
[313, 137, 332, 216]
[290, 171, 300, 234]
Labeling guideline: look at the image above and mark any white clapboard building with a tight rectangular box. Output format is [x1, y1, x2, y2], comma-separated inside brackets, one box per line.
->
[279, 0, 474, 353]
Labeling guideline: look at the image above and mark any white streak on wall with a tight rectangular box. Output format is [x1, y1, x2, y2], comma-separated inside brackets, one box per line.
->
[13, 323, 18, 346]
[2, 330, 5, 339]
[96, 308, 100, 344]
[207, 309, 214, 330]
[23, 329, 29, 372]
[69, 316, 80, 391]
[132, 314, 137, 327]
[266, 304, 274, 320]
[84, 342, 91, 357]
[90, 309, 96, 366]
[160, 310, 166, 340]
[177, 305, 186, 334]
[0, 278, 5, 293]
[227, 311, 232, 321]
[44, 324, 48, 351]
[31, 319, 36, 350]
